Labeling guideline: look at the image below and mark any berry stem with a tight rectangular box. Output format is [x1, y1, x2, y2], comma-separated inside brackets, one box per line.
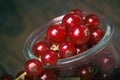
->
[15, 71, 27, 80]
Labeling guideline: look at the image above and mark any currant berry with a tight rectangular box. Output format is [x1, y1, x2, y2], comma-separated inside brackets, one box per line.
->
[41, 50, 58, 66]
[89, 27, 105, 45]
[46, 24, 67, 43]
[32, 41, 49, 58]
[59, 41, 76, 58]
[69, 24, 90, 46]
[85, 14, 100, 29]
[62, 13, 82, 29]
[0, 74, 13, 80]
[78, 65, 97, 80]
[96, 50, 117, 72]
[25, 59, 43, 76]
[37, 69, 57, 80]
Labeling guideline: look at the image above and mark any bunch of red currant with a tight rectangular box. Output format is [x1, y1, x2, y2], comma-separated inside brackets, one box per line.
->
[32, 9, 105, 60]
[0, 9, 105, 80]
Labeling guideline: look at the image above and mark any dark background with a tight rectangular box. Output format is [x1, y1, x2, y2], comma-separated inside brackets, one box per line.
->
[0, 0, 120, 77]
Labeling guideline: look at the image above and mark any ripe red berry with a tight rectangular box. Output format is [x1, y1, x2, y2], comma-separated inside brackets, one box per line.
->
[59, 41, 76, 58]
[69, 9, 86, 24]
[25, 59, 43, 76]
[85, 14, 100, 29]
[0, 74, 13, 80]
[89, 27, 105, 45]
[32, 41, 49, 58]
[37, 69, 57, 80]
[69, 24, 90, 46]
[46, 24, 67, 43]
[62, 13, 82, 29]
[41, 50, 58, 66]
[96, 50, 117, 73]
[78, 65, 97, 80]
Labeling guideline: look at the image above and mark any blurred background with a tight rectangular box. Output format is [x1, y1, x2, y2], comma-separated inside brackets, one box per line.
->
[0, 0, 120, 77]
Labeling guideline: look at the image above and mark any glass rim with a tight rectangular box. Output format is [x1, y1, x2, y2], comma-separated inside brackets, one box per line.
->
[23, 14, 114, 67]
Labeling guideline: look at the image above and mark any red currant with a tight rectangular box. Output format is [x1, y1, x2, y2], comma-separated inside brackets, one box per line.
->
[41, 50, 58, 66]
[69, 24, 90, 46]
[89, 27, 105, 45]
[85, 14, 100, 29]
[96, 49, 117, 72]
[59, 41, 76, 58]
[32, 41, 49, 58]
[78, 65, 97, 80]
[69, 9, 86, 24]
[46, 24, 67, 43]
[0, 74, 13, 80]
[62, 13, 82, 29]
[25, 59, 43, 76]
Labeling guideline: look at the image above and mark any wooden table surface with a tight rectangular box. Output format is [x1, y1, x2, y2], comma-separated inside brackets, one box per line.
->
[0, 0, 120, 78]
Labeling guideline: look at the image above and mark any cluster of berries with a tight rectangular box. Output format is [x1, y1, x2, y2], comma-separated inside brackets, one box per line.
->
[0, 9, 105, 80]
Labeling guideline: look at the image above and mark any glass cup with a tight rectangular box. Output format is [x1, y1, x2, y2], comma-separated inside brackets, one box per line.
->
[23, 11, 120, 80]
